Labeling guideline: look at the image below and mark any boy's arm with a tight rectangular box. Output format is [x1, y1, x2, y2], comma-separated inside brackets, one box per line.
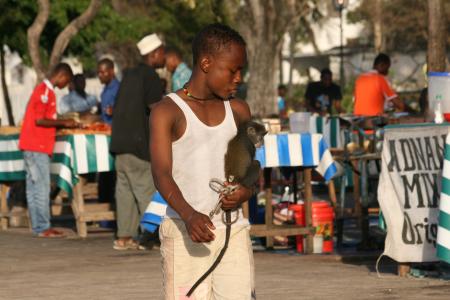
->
[149, 99, 216, 243]
[36, 118, 80, 128]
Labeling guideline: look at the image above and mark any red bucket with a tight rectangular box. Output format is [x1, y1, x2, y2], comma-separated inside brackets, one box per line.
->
[289, 201, 335, 253]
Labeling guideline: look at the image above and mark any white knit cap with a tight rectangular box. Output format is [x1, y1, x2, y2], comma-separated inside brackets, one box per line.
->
[136, 34, 162, 56]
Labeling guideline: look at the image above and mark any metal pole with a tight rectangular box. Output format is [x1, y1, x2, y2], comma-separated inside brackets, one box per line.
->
[339, 6, 345, 88]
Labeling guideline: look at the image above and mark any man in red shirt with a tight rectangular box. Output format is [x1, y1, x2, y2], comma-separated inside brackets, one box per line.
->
[353, 53, 405, 116]
[19, 63, 79, 238]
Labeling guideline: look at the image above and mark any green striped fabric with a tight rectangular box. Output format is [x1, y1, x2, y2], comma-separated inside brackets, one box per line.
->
[0, 134, 25, 181]
[0, 133, 114, 197]
[310, 116, 342, 148]
[438, 134, 450, 264]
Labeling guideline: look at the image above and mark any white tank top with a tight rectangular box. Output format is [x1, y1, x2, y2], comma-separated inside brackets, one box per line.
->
[165, 93, 249, 228]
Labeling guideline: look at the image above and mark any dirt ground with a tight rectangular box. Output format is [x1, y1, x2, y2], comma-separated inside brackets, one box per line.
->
[1, 228, 450, 300]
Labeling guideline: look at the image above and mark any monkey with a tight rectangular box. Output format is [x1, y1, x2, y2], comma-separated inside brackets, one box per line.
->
[187, 120, 267, 297]
[225, 120, 267, 187]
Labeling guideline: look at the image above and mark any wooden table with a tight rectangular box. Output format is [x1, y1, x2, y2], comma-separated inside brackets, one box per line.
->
[252, 133, 337, 253]
[0, 131, 115, 237]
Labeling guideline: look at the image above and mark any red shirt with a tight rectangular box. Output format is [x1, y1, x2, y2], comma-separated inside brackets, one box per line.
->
[19, 80, 57, 155]
[353, 70, 397, 116]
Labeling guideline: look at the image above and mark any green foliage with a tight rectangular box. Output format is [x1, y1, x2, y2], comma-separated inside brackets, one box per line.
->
[0, 0, 36, 63]
[0, 0, 233, 72]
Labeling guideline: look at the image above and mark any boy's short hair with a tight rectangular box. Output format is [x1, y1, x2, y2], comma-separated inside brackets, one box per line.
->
[165, 46, 183, 59]
[192, 23, 246, 66]
[50, 62, 73, 78]
[98, 58, 114, 69]
[278, 84, 286, 90]
[373, 53, 391, 67]
[320, 68, 332, 77]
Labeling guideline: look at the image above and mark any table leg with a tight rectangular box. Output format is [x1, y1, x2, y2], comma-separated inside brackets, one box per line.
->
[360, 159, 370, 248]
[71, 178, 87, 238]
[265, 187, 274, 248]
[292, 169, 298, 203]
[328, 180, 337, 207]
[304, 168, 313, 254]
[398, 263, 410, 277]
[352, 159, 361, 218]
[0, 184, 9, 230]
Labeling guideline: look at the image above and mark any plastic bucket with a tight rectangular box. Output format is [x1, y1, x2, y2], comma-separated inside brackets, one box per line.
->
[428, 72, 450, 121]
[289, 201, 335, 253]
[289, 112, 311, 133]
[289, 204, 305, 252]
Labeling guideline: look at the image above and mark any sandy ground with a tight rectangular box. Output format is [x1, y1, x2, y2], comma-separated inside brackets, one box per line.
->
[1, 228, 450, 300]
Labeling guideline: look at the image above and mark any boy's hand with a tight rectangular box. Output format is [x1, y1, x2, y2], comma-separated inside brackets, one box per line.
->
[221, 184, 253, 211]
[184, 211, 216, 243]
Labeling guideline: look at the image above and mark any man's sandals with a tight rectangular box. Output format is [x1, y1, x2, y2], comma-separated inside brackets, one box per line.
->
[37, 228, 66, 238]
[113, 238, 146, 250]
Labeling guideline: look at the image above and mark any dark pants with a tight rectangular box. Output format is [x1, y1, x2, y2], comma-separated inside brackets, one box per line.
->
[98, 171, 116, 208]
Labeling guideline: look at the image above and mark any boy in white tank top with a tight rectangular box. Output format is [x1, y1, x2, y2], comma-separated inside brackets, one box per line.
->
[150, 24, 256, 299]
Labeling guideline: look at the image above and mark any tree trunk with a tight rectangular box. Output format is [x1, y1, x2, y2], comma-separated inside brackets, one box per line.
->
[0, 46, 14, 125]
[27, 0, 102, 83]
[48, 0, 102, 71]
[27, 0, 49, 82]
[374, 0, 385, 53]
[238, 0, 305, 117]
[288, 30, 295, 98]
[427, 0, 447, 72]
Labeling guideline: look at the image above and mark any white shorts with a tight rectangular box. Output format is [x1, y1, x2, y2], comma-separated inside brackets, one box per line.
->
[159, 218, 255, 300]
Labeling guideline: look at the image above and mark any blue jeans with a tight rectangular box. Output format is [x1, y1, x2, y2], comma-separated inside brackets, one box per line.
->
[24, 151, 51, 234]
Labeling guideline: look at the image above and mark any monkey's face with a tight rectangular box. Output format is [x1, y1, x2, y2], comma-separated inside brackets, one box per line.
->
[246, 122, 267, 148]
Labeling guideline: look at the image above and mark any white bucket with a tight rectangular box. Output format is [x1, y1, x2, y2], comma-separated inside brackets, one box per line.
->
[289, 112, 311, 133]
[310, 234, 323, 254]
[428, 72, 450, 121]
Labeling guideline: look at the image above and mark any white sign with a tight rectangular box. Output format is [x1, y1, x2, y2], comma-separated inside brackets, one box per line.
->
[378, 125, 450, 262]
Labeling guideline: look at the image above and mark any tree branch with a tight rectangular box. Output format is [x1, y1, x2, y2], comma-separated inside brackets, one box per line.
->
[48, 0, 102, 71]
[27, 0, 50, 82]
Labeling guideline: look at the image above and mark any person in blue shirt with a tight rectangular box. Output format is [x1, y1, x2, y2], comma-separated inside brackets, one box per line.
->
[59, 74, 97, 115]
[165, 47, 192, 92]
[97, 58, 120, 208]
[277, 84, 287, 119]
[97, 58, 120, 124]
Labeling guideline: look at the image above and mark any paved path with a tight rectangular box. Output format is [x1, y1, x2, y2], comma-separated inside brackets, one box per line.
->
[1, 229, 450, 300]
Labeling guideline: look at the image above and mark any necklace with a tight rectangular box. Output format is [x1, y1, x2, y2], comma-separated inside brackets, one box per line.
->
[182, 83, 217, 101]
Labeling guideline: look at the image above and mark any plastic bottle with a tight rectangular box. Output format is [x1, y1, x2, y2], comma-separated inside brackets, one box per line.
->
[434, 95, 444, 124]
[281, 186, 290, 202]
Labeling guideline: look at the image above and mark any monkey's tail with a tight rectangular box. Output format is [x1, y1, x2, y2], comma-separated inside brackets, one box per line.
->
[186, 211, 231, 297]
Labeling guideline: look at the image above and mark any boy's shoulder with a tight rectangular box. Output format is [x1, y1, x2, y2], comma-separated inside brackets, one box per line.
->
[151, 94, 183, 119]
[229, 98, 251, 123]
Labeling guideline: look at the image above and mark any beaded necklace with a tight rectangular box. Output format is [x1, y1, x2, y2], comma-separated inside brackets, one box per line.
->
[182, 83, 216, 101]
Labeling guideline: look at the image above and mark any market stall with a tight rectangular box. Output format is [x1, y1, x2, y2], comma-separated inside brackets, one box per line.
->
[252, 132, 337, 253]
[378, 123, 450, 273]
[0, 126, 114, 237]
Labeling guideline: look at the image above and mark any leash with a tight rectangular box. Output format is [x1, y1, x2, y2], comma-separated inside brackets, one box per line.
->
[186, 178, 239, 297]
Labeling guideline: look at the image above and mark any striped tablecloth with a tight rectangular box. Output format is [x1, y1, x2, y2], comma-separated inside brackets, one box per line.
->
[0, 134, 25, 181]
[438, 134, 450, 263]
[309, 116, 342, 149]
[256, 133, 337, 182]
[0, 133, 114, 197]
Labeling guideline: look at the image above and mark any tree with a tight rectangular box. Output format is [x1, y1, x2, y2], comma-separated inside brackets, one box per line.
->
[27, 0, 102, 82]
[348, 0, 450, 53]
[428, 0, 447, 72]
[236, 0, 308, 116]
[0, 0, 36, 125]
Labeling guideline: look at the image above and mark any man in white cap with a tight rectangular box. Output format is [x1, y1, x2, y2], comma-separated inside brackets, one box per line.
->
[110, 33, 165, 250]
